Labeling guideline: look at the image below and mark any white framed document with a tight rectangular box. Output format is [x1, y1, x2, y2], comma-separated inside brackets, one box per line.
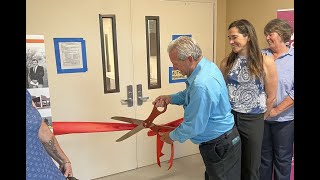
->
[53, 38, 88, 74]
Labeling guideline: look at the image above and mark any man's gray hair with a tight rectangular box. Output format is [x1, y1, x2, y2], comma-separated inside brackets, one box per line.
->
[167, 36, 202, 61]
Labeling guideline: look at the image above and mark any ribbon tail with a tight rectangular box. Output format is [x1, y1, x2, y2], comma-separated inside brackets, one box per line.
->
[156, 134, 165, 167]
[167, 143, 174, 170]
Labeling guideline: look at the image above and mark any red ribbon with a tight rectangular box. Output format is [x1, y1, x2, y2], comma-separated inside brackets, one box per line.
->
[53, 122, 137, 135]
[52, 118, 183, 170]
[147, 118, 183, 169]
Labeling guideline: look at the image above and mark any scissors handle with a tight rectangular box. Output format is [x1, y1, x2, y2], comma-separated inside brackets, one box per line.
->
[144, 103, 167, 128]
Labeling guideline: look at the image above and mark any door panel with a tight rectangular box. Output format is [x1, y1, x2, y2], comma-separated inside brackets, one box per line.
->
[27, 0, 138, 179]
[131, 0, 213, 168]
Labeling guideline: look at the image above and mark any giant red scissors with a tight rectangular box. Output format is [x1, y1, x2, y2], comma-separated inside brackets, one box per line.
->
[111, 103, 174, 142]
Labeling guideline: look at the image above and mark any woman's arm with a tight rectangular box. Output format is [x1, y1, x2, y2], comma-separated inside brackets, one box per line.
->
[38, 121, 73, 177]
[269, 96, 294, 117]
[263, 55, 278, 119]
[219, 57, 228, 82]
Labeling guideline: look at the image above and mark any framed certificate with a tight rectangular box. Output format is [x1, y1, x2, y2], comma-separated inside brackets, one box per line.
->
[53, 38, 88, 74]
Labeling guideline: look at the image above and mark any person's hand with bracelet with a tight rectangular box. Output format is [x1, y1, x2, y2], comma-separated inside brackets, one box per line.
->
[59, 161, 73, 178]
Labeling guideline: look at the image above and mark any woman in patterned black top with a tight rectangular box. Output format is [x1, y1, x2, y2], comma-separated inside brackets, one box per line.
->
[220, 19, 278, 180]
[26, 89, 73, 179]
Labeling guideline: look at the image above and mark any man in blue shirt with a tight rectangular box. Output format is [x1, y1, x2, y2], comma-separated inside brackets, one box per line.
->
[152, 36, 241, 180]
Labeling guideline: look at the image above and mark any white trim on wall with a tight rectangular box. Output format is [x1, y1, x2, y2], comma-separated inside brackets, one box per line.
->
[213, 0, 217, 62]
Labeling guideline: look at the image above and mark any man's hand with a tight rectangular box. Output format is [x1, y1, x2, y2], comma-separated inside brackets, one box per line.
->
[152, 95, 171, 107]
[159, 132, 174, 144]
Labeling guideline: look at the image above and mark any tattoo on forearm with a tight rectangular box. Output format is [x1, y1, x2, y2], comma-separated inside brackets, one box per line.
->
[42, 138, 63, 165]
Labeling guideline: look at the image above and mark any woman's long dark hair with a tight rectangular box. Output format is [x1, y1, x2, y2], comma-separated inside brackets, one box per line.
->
[223, 19, 264, 81]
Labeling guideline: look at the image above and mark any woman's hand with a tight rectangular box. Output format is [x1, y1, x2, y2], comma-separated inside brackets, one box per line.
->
[59, 161, 73, 177]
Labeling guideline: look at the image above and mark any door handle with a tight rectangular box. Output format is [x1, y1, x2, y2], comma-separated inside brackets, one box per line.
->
[138, 96, 149, 101]
[121, 85, 133, 107]
[137, 84, 149, 106]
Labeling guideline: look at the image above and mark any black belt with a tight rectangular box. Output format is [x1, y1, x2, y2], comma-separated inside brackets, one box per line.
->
[200, 125, 235, 145]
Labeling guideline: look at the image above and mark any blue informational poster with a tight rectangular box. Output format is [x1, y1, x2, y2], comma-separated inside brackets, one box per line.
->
[169, 67, 187, 83]
[172, 34, 192, 40]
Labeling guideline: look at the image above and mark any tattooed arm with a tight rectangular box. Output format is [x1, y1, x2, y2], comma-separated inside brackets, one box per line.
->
[38, 121, 73, 177]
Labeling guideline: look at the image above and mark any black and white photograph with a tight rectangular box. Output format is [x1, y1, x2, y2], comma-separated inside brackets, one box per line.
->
[28, 87, 52, 119]
[26, 35, 52, 121]
[26, 35, 49, 89]
[28, 87, 51, 109]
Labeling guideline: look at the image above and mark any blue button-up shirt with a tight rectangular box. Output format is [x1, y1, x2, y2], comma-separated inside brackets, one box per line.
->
[262, 47, 294, 122]
[169, 57, 234, 144]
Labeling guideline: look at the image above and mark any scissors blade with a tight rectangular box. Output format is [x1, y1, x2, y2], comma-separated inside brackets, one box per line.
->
[111, 116, 143, 125]
[116, 124, 145, 142]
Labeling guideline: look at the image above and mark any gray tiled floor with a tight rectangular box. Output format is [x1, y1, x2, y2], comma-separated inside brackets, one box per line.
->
[94, 153, 205, 180]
